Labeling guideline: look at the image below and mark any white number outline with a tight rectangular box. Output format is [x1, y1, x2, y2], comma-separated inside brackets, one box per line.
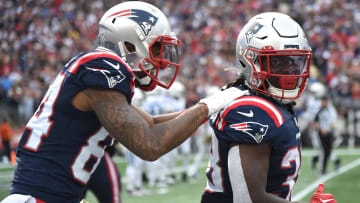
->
[280, 145, 301, 200]
[205, 133, 301, 198]
[205, 134, 225, 193]
[23, 72, 114, 184]
[71, 127, 113, 185]
[23, 73, 65, 151]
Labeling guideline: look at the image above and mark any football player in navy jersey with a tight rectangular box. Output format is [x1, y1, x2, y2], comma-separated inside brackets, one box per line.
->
[201, 12, 337, 203]
[2, 1, 249, 203]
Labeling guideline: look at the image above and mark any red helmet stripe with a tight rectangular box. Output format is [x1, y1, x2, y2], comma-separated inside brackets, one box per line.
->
[107, 9, 131, 18]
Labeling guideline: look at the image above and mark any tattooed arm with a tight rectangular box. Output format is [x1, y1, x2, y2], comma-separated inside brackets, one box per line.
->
[132, 105, 184, 125]
[82, 88, 207, 161]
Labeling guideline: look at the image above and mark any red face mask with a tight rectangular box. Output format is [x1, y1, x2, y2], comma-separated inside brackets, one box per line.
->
[138, 35, 181, 90]
[246, 48, 312, 100]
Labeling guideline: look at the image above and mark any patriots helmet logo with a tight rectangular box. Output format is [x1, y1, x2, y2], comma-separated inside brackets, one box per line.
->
[108, 9, 158, 36]
[129, 9, 158, 36]
[230, 121, 268, 143]
[245, 22, 263, 43]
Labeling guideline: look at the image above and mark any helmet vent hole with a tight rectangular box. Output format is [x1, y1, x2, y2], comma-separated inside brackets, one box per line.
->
[112, 18, 116, 24]
[124, 42, 136, 52]
[257, 36, 267, 40]
[239, 60, 246, 68]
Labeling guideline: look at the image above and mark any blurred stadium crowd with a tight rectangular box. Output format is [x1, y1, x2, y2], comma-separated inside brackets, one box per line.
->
[1, 0, 360, 146]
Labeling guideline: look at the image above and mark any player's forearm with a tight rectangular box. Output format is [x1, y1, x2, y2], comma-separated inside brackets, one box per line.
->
[129, 104, 206, 160]
[132, 103, 185, 124]
[127, 103, 207, 160]
[152, 103, 208, 156]
[116, 103, 207, 161]
[132, 105, 155, 125]
[152, 110, 184, 123]
[133, 104, 187, 124]
[86, 88, 251, 161]
[89, 89, 208, 161]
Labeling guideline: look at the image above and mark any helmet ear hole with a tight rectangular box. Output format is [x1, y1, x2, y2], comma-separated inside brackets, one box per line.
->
[239, 60, 246, 68]
[124, 42, 136, 52]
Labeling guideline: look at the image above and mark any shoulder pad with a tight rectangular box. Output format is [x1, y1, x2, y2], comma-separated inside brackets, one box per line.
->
[65, 51, 135, 104]
[211, 95, 284, 144]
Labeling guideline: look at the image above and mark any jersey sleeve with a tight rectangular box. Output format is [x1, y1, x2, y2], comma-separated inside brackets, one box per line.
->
[211, 96, 285, 144]
[68, 52, 135, 104]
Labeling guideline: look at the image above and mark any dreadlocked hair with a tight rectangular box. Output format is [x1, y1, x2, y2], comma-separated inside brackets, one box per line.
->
[223, 76, 254, 93]
[224, 77, 244, 89]
[285, 102, 296, 114]
[224, 76, 248, 89]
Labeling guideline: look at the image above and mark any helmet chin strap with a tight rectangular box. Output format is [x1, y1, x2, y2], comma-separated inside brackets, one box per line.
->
[135, 74, 152, 86]
[267, 85, 299, 104]
[134, 74, 157, 91]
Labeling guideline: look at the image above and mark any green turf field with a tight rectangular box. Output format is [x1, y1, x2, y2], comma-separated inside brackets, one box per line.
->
[1, 148, 360, 202]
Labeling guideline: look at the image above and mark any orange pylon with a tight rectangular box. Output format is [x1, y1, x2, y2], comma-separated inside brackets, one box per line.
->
[10, 150, 16, 166]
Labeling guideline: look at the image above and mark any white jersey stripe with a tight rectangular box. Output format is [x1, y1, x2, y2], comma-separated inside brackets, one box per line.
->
[104, 153, 121, 203]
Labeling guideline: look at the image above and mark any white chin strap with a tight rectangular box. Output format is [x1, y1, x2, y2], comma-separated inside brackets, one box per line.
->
[135, 74, 152, 86]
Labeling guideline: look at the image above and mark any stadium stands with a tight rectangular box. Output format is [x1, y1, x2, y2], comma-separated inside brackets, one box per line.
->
[1, 0, 360, 145]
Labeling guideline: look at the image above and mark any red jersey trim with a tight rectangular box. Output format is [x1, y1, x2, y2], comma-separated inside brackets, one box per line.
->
[216, 96, 284, 131]
[68, 51, 135, 91]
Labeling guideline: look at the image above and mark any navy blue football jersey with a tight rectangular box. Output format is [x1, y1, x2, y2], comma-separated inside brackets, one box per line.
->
[84, 152, 121, 203]
[11, 51, 134, 202]
[203, 89, 301, 202]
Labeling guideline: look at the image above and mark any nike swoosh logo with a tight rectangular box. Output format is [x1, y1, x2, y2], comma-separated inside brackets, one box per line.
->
[237, 110, 254, 117]
[104, 59, 120, 70]
[321, 199, 335, 203]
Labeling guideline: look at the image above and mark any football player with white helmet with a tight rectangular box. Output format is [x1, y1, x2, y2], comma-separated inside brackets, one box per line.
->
[201, 12, 336, 203]
[2, 1, 248, 202]
[97, 1, 180, 91]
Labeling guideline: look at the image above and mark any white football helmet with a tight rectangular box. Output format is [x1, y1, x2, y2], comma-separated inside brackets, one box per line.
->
[236, 12, 312, 104]
[97, 1, 181, 91]
[309, 82, 327, 99]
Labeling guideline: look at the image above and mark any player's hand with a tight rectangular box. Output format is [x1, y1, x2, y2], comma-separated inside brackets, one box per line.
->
[199, 87, 249, 117]
[310, 184, 337, 203]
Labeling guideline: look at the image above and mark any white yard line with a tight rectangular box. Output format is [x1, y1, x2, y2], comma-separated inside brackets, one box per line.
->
[292, 158, 360, 201]
[301, 148, 360, 157]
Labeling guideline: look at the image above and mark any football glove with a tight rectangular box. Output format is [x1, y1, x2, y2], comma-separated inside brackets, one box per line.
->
[199, 87, 249, 117]
[310, 184, 337, 203]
